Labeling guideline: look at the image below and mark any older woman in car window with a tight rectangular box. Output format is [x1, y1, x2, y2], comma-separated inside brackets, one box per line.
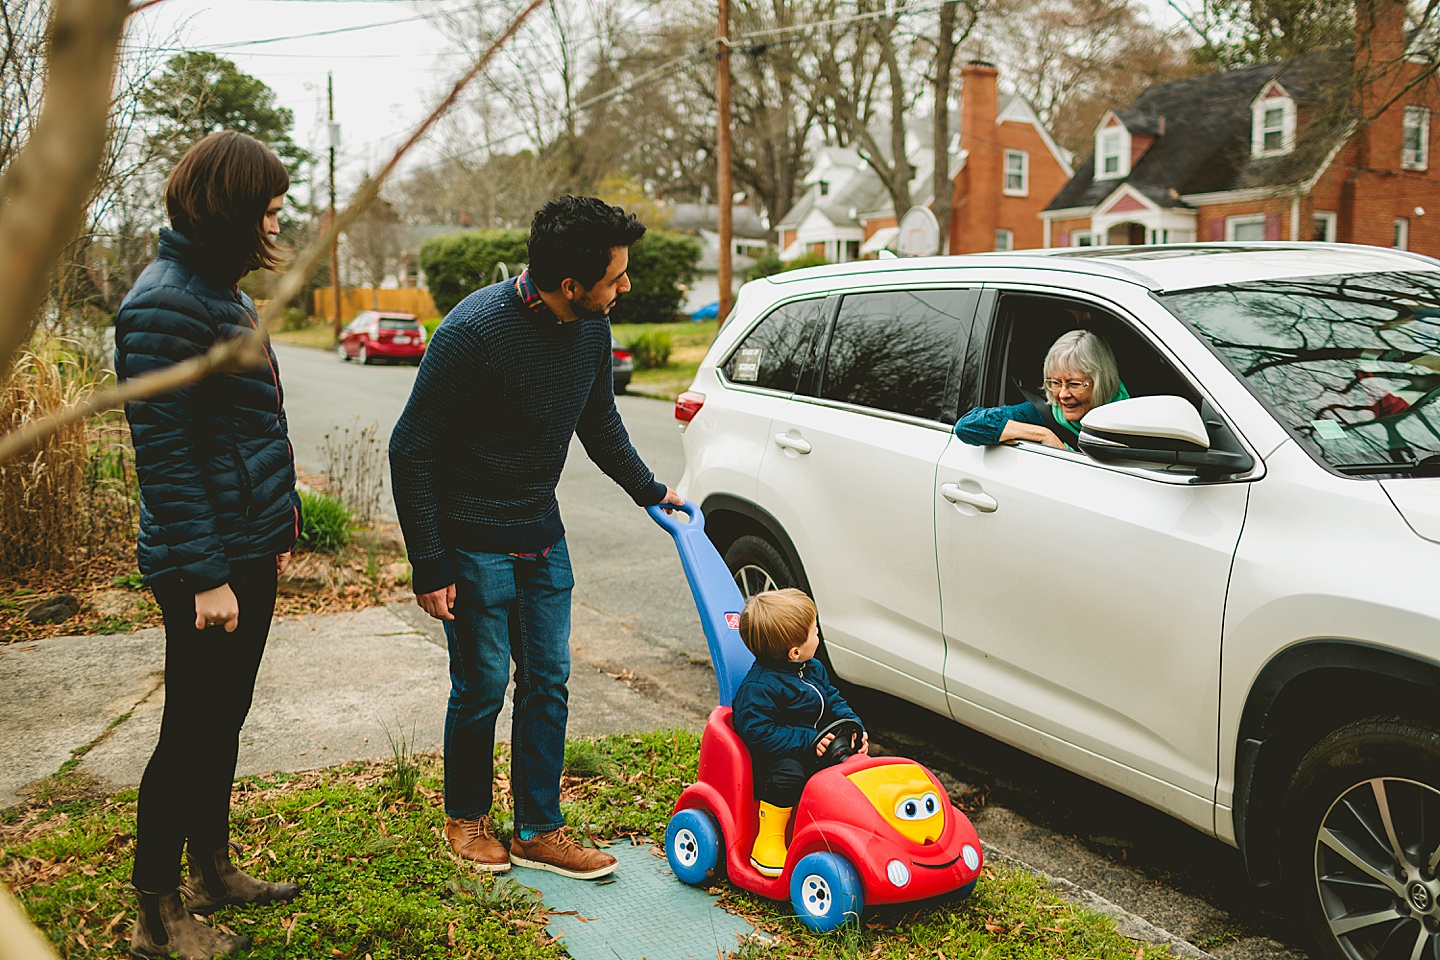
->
[955, 329, 1129, 450]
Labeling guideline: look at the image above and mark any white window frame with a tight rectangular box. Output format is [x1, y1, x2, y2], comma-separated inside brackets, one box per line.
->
[1313, 211, 1338, 242]
[1226, 214, 1268, 241]
[994, 229, 1014, 251]
[1404, 106, 1430, 170]
[1395, 217, 1410, 250]
[1096, 127, 1129, 181]
[1003, 150, 1029, 196]
[1251, 95, 1296, 157]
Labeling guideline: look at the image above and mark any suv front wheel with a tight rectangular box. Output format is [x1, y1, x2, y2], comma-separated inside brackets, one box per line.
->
[724, 534, 799, 599]
[1280, 717, 1440, 960]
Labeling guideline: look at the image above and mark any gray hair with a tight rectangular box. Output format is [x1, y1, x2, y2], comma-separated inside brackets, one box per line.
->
[1042, 330, 1119, 405]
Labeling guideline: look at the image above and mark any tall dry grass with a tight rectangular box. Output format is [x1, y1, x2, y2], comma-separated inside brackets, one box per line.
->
[0, 340, 136, 578]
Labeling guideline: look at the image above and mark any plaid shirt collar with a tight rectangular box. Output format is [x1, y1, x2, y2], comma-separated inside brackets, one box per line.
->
[515, 269, 562, 324]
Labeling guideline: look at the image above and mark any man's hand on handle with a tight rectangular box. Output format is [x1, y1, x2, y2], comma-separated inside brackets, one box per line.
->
[660, 487, 685, 512]
[418, 584, 456, 621]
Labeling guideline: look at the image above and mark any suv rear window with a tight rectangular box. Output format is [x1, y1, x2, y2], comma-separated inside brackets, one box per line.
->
[819, 290, 972, 422]
[723, 298, 824, 393]
[379, 319, 419, 330]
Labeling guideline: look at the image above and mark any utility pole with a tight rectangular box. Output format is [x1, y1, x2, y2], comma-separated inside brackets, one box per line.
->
[716, 0, 733, 325]
[328, 72, 341, 337]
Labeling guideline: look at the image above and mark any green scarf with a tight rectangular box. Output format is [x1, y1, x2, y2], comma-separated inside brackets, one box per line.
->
[1051, 381, 1130, 440]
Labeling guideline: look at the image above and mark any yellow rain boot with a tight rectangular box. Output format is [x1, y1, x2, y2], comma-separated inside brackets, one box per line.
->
[749, 802, 792, 877]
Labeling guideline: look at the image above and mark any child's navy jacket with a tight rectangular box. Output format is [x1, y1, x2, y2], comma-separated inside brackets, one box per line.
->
[732, 657, 864, 774]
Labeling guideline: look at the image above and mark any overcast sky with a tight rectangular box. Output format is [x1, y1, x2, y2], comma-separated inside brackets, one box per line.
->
[125, 0, 1190, 208]
[127, 0, 473, 203]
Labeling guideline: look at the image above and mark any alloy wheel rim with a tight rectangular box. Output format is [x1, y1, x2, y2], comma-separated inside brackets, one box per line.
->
[732, 563, 777, 598]
[1314, 776, 1440, 959]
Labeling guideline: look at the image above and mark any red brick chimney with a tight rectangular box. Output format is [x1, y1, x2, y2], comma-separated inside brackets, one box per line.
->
[1354, 0, 1408, 171]
[955, 60, 1000, 254]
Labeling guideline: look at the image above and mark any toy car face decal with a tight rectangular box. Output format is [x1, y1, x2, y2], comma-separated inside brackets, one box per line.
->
[895, 791, 941, 821]
[846, 764, 945, 845]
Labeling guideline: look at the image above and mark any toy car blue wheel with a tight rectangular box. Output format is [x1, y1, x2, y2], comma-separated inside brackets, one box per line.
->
[665, 808, 723, 885]
[954, 878, 978, 900]
[789, 852, 863, 933]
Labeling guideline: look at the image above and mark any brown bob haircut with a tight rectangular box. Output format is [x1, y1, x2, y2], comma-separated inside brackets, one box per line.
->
[738, 588, 817, 662]
[165, 131, 289, 280]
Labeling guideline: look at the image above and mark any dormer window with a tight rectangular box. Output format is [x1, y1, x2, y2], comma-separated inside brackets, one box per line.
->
[1094, 115, 1130, 181]
[1251, 82, 1295, 157]
[818, 180, 830, 197]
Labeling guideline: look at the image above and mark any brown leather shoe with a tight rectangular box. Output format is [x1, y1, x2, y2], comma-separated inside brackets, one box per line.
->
[178, 841, 300, 915]
[128, 889, 250, 959]
[510, 827, 617, 880]
[445, 816, 510, 872]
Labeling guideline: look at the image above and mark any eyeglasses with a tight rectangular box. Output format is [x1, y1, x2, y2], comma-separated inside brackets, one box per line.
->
[1043, 378, 1092, 393]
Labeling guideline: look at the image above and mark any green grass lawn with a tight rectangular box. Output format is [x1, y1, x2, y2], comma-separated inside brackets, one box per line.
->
[4, 731, 1167, 960]
[613, 321, 717, 400]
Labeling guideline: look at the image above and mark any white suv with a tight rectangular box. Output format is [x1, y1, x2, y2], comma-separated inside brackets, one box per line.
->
[676, 244, 1440, 960]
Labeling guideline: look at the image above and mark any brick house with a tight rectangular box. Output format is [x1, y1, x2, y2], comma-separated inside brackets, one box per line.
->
[775, 62, 1071, 259]
[1040, 0, 1440, 253]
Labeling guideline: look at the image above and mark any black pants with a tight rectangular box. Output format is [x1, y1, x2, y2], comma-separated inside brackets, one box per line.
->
[756, 758, 808, 807]
[131, 557, 276, 893]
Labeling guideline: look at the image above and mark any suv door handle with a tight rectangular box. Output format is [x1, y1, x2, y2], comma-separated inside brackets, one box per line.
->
[941, 482, 997, 512]
[774, 433, 812, 454]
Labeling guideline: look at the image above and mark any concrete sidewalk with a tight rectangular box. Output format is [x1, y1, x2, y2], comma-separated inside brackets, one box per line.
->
[0, 604, 698, 808]
[0, 603, 1214, 959]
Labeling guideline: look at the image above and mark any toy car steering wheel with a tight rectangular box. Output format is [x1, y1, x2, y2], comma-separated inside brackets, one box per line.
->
[811, 718, 864, 764]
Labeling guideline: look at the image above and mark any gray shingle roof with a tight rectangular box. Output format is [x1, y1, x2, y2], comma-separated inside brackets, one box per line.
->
[1046, 45, 1352, 212]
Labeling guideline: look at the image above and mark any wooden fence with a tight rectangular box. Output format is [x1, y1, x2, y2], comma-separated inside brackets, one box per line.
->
[311, 288, 438, 324]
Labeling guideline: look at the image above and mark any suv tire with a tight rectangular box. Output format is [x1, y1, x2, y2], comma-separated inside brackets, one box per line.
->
[723, 532, 848, 681]
[724, 534, 798, 599]
[1280, 717, 1440, 960]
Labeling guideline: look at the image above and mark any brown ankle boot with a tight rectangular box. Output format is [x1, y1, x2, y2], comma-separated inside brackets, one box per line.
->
[128, 889, 250, 959]
[444, 815, 511, 872]
[178, 841, 300, 915]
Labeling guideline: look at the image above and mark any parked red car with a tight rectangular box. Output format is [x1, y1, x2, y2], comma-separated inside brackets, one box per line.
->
[336, 311, 427, 365]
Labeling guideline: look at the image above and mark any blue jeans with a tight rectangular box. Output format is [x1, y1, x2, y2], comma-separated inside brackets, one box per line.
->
[443, 538, 573, 833]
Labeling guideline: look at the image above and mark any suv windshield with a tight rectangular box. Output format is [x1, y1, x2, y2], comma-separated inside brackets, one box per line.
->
[1161, 270, 1440, 477]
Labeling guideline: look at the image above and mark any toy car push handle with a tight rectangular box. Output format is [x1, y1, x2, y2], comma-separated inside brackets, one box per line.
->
[646, 502, 755, 707]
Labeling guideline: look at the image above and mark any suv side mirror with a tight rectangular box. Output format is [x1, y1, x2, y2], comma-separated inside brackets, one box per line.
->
[1078, 396, 1254, 479]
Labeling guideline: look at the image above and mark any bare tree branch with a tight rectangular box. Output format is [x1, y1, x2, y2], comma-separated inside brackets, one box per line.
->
[0, 0, 129, 384]
[0, 0, 547, 463]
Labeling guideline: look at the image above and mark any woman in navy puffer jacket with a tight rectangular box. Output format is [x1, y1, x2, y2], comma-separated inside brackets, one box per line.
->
[115, 131, 301, 959]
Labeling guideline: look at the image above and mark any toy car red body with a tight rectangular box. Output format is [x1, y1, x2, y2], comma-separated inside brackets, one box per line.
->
[648, 503, 983, 932]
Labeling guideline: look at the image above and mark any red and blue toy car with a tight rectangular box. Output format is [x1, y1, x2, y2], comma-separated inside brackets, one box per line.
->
[648, 503, 983, 932]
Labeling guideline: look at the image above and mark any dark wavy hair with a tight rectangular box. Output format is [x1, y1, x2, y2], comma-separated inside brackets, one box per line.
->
[164, 131, 290, 282]
[527, 195, 646, 292]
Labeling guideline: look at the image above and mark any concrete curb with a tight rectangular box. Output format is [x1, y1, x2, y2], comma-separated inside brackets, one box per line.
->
[981, 842, 1217, 959]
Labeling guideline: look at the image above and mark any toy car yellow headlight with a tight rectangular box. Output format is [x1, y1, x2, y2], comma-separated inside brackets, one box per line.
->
[846, 763, 945, 845]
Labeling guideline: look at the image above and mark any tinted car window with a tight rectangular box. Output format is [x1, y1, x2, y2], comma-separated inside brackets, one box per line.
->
[1163, 270, 1440, 476]
[819, 289, 972, 422]
[380, 319, 419, 330]
[723, 298, 824, 393]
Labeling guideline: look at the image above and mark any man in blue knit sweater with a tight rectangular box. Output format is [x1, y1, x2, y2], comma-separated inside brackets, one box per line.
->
[390, 196, 683, 879]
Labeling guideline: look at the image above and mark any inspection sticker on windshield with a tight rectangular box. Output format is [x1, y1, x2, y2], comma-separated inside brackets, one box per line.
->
[1312, 419, 1346, 439]
[733, 348, 762, 382]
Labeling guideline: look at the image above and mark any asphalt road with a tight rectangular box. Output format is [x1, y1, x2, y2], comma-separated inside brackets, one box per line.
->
[276, 343, 707, 663]
[274, 342, 1307, 959]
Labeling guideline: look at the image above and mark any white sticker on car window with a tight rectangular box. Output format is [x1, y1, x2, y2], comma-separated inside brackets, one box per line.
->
[1312, 419, 1346, 439]
[733, 347, 762, 382]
